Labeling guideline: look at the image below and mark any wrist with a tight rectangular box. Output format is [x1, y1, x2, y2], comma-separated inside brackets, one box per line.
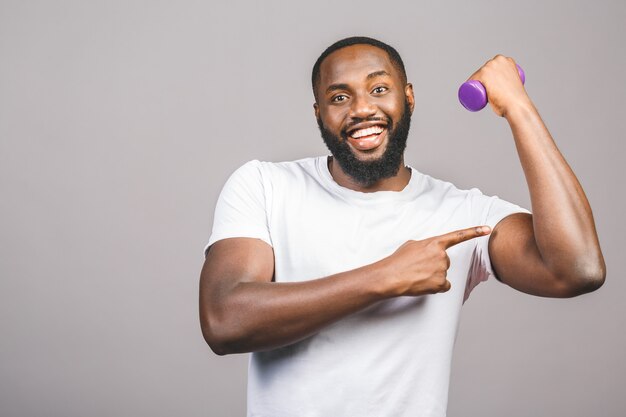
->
[503, 97, 536, 122]
[363, 257, 398, 299]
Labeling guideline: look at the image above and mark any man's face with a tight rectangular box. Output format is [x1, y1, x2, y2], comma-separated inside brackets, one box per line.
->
[314, 44, 415, 186]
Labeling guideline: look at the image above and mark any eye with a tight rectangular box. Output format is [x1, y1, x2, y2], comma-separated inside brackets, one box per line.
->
[372, 86, 388, 94]
[331, 94, 348, 103]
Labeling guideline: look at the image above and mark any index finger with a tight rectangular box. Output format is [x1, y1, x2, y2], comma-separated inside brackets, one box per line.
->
[437, 226, 491, 249]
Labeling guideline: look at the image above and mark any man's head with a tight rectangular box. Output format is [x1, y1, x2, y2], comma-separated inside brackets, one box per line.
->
[312, 37, 415, 187]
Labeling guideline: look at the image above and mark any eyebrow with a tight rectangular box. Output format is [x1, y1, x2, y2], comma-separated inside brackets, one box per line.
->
[325, 70, 392, 95]
[366, 70, 391, 80]
[326, 83, 349, 94]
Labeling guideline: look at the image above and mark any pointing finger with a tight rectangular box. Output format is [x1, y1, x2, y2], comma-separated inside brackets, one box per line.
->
[438, 226, 491, 249]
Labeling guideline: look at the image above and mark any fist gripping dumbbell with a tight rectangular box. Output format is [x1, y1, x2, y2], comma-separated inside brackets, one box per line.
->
[458, 64, 526, 112]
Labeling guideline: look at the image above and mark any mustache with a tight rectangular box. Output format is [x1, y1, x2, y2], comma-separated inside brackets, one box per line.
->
[342, 116, 392, 134]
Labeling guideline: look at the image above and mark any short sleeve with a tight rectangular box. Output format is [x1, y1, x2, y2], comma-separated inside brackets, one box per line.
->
[203, 160, 272, 257]
[464, 194, 531, 301]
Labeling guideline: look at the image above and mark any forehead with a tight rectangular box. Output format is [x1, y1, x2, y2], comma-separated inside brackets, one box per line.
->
[318, 44, 400, 88]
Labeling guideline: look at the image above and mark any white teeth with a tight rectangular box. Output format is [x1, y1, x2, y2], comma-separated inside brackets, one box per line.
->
[350, 125, 384, 138]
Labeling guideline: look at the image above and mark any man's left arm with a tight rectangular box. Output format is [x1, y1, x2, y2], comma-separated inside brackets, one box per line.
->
[470, 55, 606, 297]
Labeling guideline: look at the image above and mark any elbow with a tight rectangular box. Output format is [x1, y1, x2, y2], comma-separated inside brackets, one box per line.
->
[201, 320, 233, 356]
[200, 308, 246, 356]
[555, 259, 606, 297]
[202, 331, 230, 356]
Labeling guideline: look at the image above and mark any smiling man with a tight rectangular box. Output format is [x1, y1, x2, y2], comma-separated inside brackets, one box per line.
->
[315, 40, 413, 191]
[199, 37, 605, 416]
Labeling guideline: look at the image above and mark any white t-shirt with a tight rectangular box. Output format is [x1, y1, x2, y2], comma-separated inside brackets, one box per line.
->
[205, 156, 529, 417]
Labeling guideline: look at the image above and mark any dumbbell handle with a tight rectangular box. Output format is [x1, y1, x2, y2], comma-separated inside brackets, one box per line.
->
[458, 64, 525, 112]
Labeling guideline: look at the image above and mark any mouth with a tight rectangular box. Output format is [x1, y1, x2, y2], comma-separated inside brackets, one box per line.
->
[345, 123, 388, 151]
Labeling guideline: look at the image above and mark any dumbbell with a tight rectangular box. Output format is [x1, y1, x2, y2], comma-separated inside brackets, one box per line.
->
[458, 64, 525, 111]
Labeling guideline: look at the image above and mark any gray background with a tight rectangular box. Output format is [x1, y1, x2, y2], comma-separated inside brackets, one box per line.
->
[1, 0, 624, 416]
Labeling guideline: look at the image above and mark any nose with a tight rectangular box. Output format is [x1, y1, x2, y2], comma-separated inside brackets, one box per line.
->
[349, 93, 377, 120]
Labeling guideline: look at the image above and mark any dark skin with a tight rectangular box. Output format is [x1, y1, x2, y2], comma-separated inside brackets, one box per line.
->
[314, 45, 413, 192]
[199, 44, 606, 355]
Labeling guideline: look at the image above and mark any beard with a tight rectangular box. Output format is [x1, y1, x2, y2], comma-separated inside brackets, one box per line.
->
[317, 100, 412, 187]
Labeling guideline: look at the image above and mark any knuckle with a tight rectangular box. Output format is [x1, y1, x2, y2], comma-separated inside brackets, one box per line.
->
[430, 241, 443, 252]
[435, 271, 447, 283]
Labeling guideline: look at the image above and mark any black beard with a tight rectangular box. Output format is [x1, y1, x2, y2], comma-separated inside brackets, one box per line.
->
[317, 101, 412, 187]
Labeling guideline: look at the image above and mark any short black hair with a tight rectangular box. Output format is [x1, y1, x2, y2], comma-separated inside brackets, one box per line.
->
[311, 36, 407, 102]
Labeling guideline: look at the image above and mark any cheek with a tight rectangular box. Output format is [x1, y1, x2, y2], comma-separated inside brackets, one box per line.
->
[377, 96, 405, 119]
[320, 108, 347, 130]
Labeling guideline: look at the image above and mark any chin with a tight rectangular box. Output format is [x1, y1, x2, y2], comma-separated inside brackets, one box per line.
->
[349, 143, 389, 163]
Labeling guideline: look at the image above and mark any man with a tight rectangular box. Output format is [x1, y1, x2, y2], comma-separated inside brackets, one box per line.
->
[199, 37, 605, 416]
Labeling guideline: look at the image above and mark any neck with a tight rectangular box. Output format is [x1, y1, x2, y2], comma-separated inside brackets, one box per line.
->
[327, 156, 411, 193]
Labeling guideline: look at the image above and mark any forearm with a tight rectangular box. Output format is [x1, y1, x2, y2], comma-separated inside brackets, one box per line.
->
[505, 100, 605, 280]
[203, 262, 387, 355]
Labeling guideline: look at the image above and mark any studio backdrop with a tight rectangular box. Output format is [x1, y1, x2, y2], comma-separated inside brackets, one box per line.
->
[1, 1, 624, 416]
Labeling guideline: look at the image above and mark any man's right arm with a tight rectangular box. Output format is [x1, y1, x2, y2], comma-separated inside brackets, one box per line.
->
[199, 227, 490, 355]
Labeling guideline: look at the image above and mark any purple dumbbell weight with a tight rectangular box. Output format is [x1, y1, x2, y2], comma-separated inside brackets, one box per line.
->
[458, 64, 525, 112]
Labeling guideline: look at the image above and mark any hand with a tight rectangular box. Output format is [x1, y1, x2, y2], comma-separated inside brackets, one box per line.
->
[379, 226, 491, 297]
[466, 55, 531, 118]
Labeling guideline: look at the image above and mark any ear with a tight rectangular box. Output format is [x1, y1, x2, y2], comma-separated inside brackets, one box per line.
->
[405, 83, 415, 114]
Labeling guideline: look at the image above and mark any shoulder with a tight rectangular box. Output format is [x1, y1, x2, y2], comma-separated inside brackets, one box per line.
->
[413, 168, 485, 201]
[409, 169, 527, 220]
[260, 156, 321, 177]
[230, 156, 324, 184]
